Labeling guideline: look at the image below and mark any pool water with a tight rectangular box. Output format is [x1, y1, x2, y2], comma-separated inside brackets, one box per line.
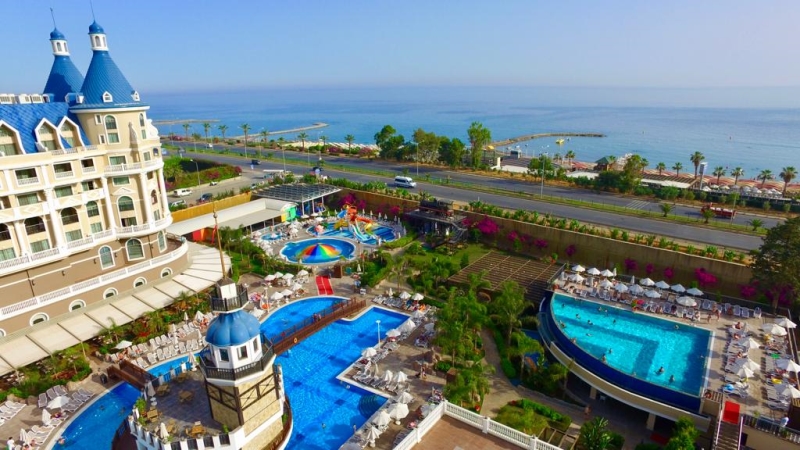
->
[260, 296, 342, 341]
[318, 224, 396, 245]
[281, 238, 356, 264]
[551, 293, 711, 395]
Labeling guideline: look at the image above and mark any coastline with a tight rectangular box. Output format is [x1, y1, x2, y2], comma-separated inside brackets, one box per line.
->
[491, 132, 605, 148]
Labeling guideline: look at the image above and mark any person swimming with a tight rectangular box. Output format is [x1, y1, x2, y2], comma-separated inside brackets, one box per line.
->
[657, 366, 665, 374]
[669, 375, 675, 383]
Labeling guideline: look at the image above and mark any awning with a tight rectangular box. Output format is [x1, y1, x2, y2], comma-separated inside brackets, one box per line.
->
[133, 290, 174, 309]
[173, 274, 215, 293]
[28, 325, 80, 354]
[59, 314, 106, 341]
[155, 280, 196, 298]
[86, 304, 134, 328]
[182, 268, 224, 282]
[0, 337, 48, 369]
[112, 295, 155, 319]
[167, 198, 292, 236]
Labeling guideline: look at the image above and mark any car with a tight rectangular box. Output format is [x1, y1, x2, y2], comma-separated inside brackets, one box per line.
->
[251, 159, 261, 165]
[209, 181, 219, 186]
[172, 188, 192, 197]
[394, 176, 417, 188]
[206, 143, 213, 149]
[169, 200, 186, 208]
[198, 193, 213, 204]
[250, 183, 259, 190]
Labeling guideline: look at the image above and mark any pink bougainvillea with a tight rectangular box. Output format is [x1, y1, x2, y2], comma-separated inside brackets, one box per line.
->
[694, 268, 718, 287]
[534, 238, 548, 250]
[565, 244, 577, 257]
[390, 205, 401, 216]
[520, 234, 533, 245]
[645, 263, 655, 275]
[624, 258, 638, 273]
[507, 231, 519, 242]
[663, 267, 675, 280]
[739, 284, 757, 299]
[476, 216, 500, 236]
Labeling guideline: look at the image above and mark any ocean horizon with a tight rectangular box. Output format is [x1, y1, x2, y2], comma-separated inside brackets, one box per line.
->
[146, 86, 800, 176]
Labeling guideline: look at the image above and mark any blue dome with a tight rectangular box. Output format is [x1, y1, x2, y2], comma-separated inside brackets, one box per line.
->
[205, 310, 261, 347]
[88, 21, 105, 34]
[50, 28, 65, 40]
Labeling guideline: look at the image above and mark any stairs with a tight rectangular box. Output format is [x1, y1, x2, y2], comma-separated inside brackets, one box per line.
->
[714, 420, 741, 450]
[358, 394, 383, 418]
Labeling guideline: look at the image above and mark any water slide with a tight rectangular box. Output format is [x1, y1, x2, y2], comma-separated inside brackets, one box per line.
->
[350, 224, 372, 243]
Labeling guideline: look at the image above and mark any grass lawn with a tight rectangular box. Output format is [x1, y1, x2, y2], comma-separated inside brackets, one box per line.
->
[406, 242, 492, 268]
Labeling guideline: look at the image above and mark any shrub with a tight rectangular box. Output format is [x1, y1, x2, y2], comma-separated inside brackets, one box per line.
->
[634, 443, 662, 450]
[501, 358, 517, 378]
[609, 431, 625, 450]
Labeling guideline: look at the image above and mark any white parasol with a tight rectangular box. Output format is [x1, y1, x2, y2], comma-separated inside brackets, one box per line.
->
[639, 278, 655, 286]
[670, 284, 686, 293]
[762, 323, 788, 336]
[412, 309, 426, 319]
[20, 429, 29, 445]
[291, 282, 303, 291]
[373, 410, 391, 428]
[629, 284, 644, 295]
[569, 273, 585, 283]
[265, 274, 276, 281]
[600, 269, 615, 277]
[42, 409, 52, 426]
[270, 292, 284, 301]
[645, 289, 661, 298]
[776, 383, 800, 399]
[273, 271, 284, 279]
[362, 347, 378, 358]
[399, 319, 416, 333]
[776, 359, 800, 373]
[598, 279, 614, 289]
[614, 283, 629, 293]
[686, 287, 704, 296]
[114, 340, 133, 350]
[399, 291, 411, 300]
[183, 311, 189, 322]
[572, 264, 586, 273]
[655, 280, 671, 289]
[365, 425, 382, 446]
[412, 293, 425, 301]
[675, 296, 697, 307]
[297, 269, 309, 277]
[386, 329, 401, 338]
[146, 381, 156, 398]
[393, 371, 408, 384]
[382, 370, 394, 384]
[586, 267, 601, 276]
[387, 288, 394, 297]
[283, 273, 295, 280]
[734, 366, 754, 379]
[776, 317, 797, 329]
[395, 391, 414, 404]
[281, 289, 294, 297]
[387, 402, 409, 424]
[423, 322, 436, 332]
[47, 395, 70, 409]
[159, 422, 170, 441]
[736, 337, 760, 350]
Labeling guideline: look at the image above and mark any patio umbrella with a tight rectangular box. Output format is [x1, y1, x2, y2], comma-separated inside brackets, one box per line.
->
[281, 289, 294, 297]
[283, 273, 295, 280]
[645, 289, 661, 298]
[614, 283, 629, 293]
[586, 267, 601, 276]
[387, 288, 394, 297]
[41, 409, 51, 426]
[183, 312, 189, 322]
[47, 395, 70, 409]
[777, 359, 800, 373]
[362, 347, 378, 358]
[734, 366, 755, 379]
[598, 279, 614, 289]
[762, 323, 788, 336]
[114, 340, 133, 350]
[194, 311, 204, 322]
[399, 319, 416, 333]
[412, 309, 426, 319]
[600, 269, 615, 277]
[180, 362, 187, 373]
[572, 264, 585, 273]
[273, 271, 284, 279]
[736, 337, 760, 350]
[374, 410, 391, 428]
[423, 322, 436, 332]
[297, 269, 309, 277]
[388, 402, 409, 424]
[670, 284, 686, 293]
[169, 367, 176, 379]
[395, 391, 414, 404]
[627, 284, 643, 295]
[265, 274, 276, 281]
[569, 273, 585, 283]
[675, 296, 697, 307]
[131, 406, 139, 421]
[365, 425, 382, 446]
[394, 371, 408, 384]
[291, 283, 303, 291]
[686, 287, 704, 296]
[159, 422, 169, 441]
[382, 370, 394, 384]
[146, 381, 156, 398]
[733, 358, 759, 372]
[412, 293, 424, 301]
[399, 291, 411, 300]
[776, 317, 797, 329]
[270, 292, 284, 301]
[655, 280, 671, 289]
[386, 329, 401, 338]
[776, 383, 800, 399]
[639, 278, 655, 286]
[20, 429, 29, 445]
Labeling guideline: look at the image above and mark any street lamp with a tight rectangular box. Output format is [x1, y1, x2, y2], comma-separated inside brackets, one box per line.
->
[376, 320, 381, 345]
[540, 153, 549, 199]
[189, 159, 200, 187]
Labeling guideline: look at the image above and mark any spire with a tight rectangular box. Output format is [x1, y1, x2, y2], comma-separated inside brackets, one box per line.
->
[43, 27, 84, 102]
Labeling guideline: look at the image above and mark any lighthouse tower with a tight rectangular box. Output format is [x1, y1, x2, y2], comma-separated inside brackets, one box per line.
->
[199, 239, 286, 449]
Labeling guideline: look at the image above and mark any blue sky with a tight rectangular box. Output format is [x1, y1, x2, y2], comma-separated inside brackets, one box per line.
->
[5, 1, 799, 95]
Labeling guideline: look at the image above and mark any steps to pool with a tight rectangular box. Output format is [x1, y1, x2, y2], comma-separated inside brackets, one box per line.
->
[358, 394, 383, 418]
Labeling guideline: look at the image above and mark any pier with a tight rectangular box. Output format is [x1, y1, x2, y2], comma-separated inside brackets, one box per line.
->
[491, 132, 605, 148]
[228, 122, 329, 140]
[153, 119, 220, 126]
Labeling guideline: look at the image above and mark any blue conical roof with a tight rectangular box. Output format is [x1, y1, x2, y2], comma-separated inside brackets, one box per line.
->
[72, 48, 145, 109]
[88, 21, 104, 34]
[44, 56, 85, 103]
[50, 28, 65, 40]
[205, 310, 261, 347]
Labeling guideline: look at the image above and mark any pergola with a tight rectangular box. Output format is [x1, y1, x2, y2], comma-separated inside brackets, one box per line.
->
[252, 183, 341, 216]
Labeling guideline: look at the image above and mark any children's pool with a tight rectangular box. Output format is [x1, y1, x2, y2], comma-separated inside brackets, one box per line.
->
[316, 224, 396, 245]
[280, 238, 356, 264]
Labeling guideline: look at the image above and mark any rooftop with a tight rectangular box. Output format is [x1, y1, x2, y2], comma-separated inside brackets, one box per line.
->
[252, 183, 341, 204]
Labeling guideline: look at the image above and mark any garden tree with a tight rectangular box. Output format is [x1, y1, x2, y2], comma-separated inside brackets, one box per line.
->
[731, 167, 744, 185]
[689, 151, 705, 178]
[656, 162, 666, 175]
[579, 416, 612, 450]
[553, 153, 562, 164]
[259, 129, 269, 151]
[565, 150, 576, 166]
[701, 208, 715, 224]
[202, 122, 211, 143]
[712, 166, 726, 185]
[320, 135, 328, 152]
[240, 123, 251, 157]
[344, 134, 355, 152]
[664, 417, 699, 450]
[297, 132, 308, 152]
[277, 136, 286, 148]
[490, 281, 527, 346]
[413, 128, 440, 163]
[439, 136, 466, 168]
[619, 154, 647, 192]
[162, 156, 185, 182]
[511, 331, 543, 377]
[145, 309, 166, 335]
[182, 123, 190, 141]
[443, 360, 495, 408]
[758, 169, 773, 188]
[748, 218, 763, 231]
[660, 203, 673, 217]
[528, 155, 554, 179]
[593, 171, 623, 192]
[672, 162, 683, 177]
[374, 125, 406, 160]
[192, 132, 202, 142]
[218, 124, 228, 140]
[780, 166, 797, 196]
[750, 216, 800, 309]
[467, 121, 492, 169]
[388, 253, 410, 288]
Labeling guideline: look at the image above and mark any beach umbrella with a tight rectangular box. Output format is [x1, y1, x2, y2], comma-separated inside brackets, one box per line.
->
[47, 395, 70, 409]
[159, 422, 170, 441]
[394, 371, 408, 384]
[640, 278, 655, 286]
[399, 291, 411, 300]
[273, 271, 284, 279]
[169, 367, 176, 379]
[283, 273, 295, 280]
[395, 391, 414, 404]
[362, 347, 378, 358]
[776, 317, 797, 329]
[423, 322, 436, 332]
[776, 383, 800, 399]
[686, 287, 704, 296]
[265, 274, 276, 281]
[146, 381, 156, 398]
[169, 323, 177, 334]
[387, 288, 394, 297]
[614, 283, 628, 293]
[412, 293, 424, 301]
[270, 292, 284, 301]
[291, 282, 303, 291]
[598, 279, 613, 289]
[399, 319, 416, 333]
[388, 402, 409, 424]
[600, 269, 615, 277]
[114, 340, 133, 350]
[183, 311, 189, 322]
[777, 359, 800, 373]
[131, 406, 139, 421]
[762, 323, 788, 336]
[412, 309, 426, 319]
[382, 370, 394, 384]
[180, 362, 187, 373]
[281, 289, 294, 297]
[670, 284, 686, 293]
[386, 329, 401, 338]
[194, 311, 204, 322]
[572, 264, 585, 273]
[736, 337, 760, 350]
[297, 269, 309, 277]
[628, 284, 644, 295]
[734, 366, 755, 379]
[41, 409, 51, 426]
[644, 289, 661, 298]
[655, 280, 670, 289]
[569, 273, 585, 283]
[586, 267, 601, 276]
[374, 410, 391, 428]
[20, 429, 29, 445]
[365, 425, 382, 447]
[675, 296, 697, 307]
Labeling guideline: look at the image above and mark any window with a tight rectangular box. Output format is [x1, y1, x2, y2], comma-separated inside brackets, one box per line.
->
[103, 288, 118, 299]
[37, 124, 57, 150]
[133, 277, 146, 288]
[143, 151, 151, 161]
[99, 134, 106, 144]
[54, 163, 72, 175]
[0, 248, 15, 262]
[151, 191, 158, 205]
[132, 92, 141, 102]
[219, 349, 230, 362]
[102, 92, 113, 103]
[118, 196, 134, 212]
[112, 177, 130, 186]
[17, 192, 39, 206]
[81, 180, 97, 191]
[237, 345, 248, 360]
[105, 115, 118, 142]
[160, 268, 172, 278]
[126, 239, 144, 260]
[87, 201, 100, 217]
[108, 133, 119, 144]
[30, 313, 49, 325]
[0, 125, 20, 156]
[153, 210, 161, 221]
[121, 217, 137, 227]
[99, 246, 114, 268]
[81, 159, 95, 171]
[61, 208, 79, 225]
[30, 239, 50, 253]
[15, 168, 37, 181]
[0, 224, 10, 241]
[24, 217, 46, 234]
[109, 155, 126, 165]
[65, 230, 83, 242]
[157, 231, 166, 251]
[55, 186, 73, 198]
[90, 222, 103, 234]
[139, 113, 146, 127]
[253, 338, 260, 354]
[69, 300, 85, 311]
[141, 130, 147, 140]
[94, 115, 102, 125]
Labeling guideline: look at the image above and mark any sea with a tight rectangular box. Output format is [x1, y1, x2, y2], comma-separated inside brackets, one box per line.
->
[146, 86, 800, 177]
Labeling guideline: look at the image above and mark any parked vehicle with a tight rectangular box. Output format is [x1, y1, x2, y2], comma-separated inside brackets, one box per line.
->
[701, 203, 736, 218]
[251, 159, 261, 165]
[209, 181, 219, 186]
[394, 176, 416, 188]
[198, 193, 213, 204]
[169, 200, 187, 208]
[172, 188, 192, 197]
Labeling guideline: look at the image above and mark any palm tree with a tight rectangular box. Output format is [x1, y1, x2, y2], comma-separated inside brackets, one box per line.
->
[512, 332, 543, 377]
[182, 123, 190, 142]
[606, 155, 617, 169]
[389, 253, 410, 288]
[731, 167, 744, 185]
[319, 135, 328, 164]
[655, 162, 666, 176]
[490, 281, 526, 346]
[218, 124, 228, 141]
[565, 150, 575, 167]
[298, 132, 309, 165]
[660, 203, 672, 217]
[579, 417, 612, 450]
[690, 151, 705, 178]
[672, 162, 683, 177]
[240, 123, 250, 158]
[712, 166, 726, 186]
[344, 134, 355, 153]
[553, 153, 562, 164]
[202, 122, 211, 143]
[780, 166, 797, 196]
[259, 129, 269, 153]
[641, 158, 649, 175]
[758, 169, 773, 188]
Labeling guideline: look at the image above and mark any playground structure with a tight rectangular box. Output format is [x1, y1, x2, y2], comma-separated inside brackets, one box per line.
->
[335, 204, 375, 242]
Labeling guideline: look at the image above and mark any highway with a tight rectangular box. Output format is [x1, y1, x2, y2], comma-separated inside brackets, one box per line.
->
[169, 144, 766, 251]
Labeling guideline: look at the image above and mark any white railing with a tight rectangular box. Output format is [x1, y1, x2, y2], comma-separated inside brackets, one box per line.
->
[0, 241, 188, 319]
[29, 247, 60, 261]
[66, 235, 94, 249]
[93, 229, 114, 240]
[54, 171, 74, 179]
[17, 177, 39, 186]
[49, 148, 79, 156]
[82, 166, 97, 173]
[0, 254, 31, 270]
[443, 401, 484, 427]
[105, 162, 143, 174]
[117, 223, 152, 235]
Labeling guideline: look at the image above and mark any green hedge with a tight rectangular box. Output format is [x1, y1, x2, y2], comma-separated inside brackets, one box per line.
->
[513, 399, 572, 431]
[501, 358, 517, 378]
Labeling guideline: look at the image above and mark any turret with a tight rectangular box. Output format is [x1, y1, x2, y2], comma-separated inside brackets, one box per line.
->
[43, 28, 84, 102]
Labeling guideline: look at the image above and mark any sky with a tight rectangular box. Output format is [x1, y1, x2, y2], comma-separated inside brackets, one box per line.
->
[4, 1, 800, 100]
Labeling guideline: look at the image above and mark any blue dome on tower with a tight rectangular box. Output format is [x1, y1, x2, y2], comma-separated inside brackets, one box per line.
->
[50, 28, 65, 40]
[43, 29, 84, 103]
[88, 21, 104, 34]
[205, 310, 261, 347]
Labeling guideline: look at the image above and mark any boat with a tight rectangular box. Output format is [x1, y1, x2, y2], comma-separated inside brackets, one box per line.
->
[555, 139, 565, 145]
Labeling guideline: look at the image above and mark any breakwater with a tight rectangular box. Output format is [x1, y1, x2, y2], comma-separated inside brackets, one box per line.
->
[229, 122, 329, 140]
[491, 132, 605, 148]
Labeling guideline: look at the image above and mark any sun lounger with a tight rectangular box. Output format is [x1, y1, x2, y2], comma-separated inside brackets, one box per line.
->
[46, 387, 58, 401]
[733, 305, 741, 317]
[753, 307, 762, 318]
[38, 393, 48, 408]
[768, 401, 789, 411]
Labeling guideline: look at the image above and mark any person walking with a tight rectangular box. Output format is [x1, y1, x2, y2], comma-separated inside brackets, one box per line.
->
[7, 437, 15, 450]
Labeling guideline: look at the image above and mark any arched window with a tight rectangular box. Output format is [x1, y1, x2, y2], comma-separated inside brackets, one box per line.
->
[160, 268, 172, 278]
[139, 113, 146, 127]
[24, 217, 46, 234]
[61, 207, 79, 225]
[104, 115, 119, 143]
[118, 196, 134, 213]
[150, 190, 159, 205]
[126, 239, 144, 260]
[0, 329, 5, 337]
[157, 231, 167, 252]
[56, 42, 62, 52]
[30, 313, 49, 325]
[69, 299, 86, 311]
[133, 277, 146, 288]
[103, 288, 118, 299]
[0, 124, 22, 156]
[0, 223, 10, 241]
[94, 35, 101, 47]
[86, 201, 100, 217]
[98, 245, 114, 269]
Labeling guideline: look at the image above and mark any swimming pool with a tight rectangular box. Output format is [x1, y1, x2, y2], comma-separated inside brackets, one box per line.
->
[317, 224, 396, 245]
[260, 296, 342, 341]
[550, 293, 711, 396]
[280, 238, 356, 264]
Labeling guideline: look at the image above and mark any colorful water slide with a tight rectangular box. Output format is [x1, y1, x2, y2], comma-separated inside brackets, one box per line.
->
[350, 224, 371, 242]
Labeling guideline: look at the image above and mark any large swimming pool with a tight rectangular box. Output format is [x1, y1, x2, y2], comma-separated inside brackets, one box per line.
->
[317, 224, 397, 245]
[260, 296, 342, 341]
[280, 238, 356, 264]
[551, 293, 711, 396]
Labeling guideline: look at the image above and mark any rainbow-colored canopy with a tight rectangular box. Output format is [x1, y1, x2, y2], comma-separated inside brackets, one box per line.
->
[297, 243, 341, 259]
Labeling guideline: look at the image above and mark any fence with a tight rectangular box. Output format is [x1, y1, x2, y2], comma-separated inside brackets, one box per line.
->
[272, 297, 366, 354]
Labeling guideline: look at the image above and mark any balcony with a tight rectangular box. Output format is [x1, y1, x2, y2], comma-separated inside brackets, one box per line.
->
[199, 344, 275, 382]
[0, 202, 50, 223]
[82, 166, 97, 174]
[66, 235, 95, 250]
[54, 171, 75, 179]
[209, 285, 249, 312]
[104, 159, 163, 175]
[117, 222, 152, 236]
[16, 177, 40, 187]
